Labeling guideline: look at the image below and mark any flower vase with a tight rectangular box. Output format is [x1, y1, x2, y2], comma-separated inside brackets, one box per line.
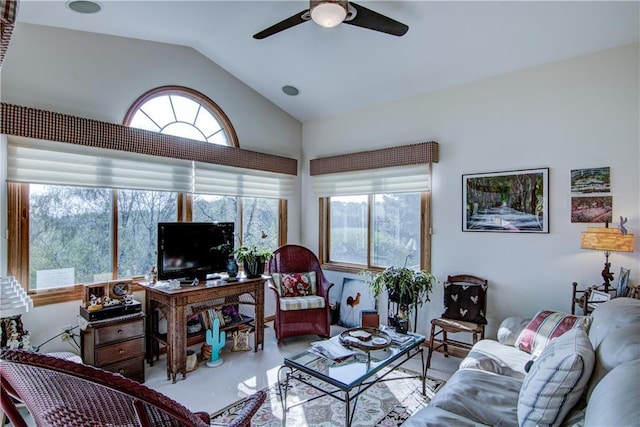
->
[226, 257, 239, 279]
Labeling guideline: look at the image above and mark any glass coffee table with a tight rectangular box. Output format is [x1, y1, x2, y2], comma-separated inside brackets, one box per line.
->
[278, 328, 426, 427]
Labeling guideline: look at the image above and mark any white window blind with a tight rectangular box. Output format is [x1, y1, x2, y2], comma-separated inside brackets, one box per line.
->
[7, 136, 193, 192]
[194, 161, 294, 199]
[313, 164, 430, 196]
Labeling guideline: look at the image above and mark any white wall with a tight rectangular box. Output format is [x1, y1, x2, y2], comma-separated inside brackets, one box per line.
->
[302, 43, 640, 338]
[1, 24, 303, 352]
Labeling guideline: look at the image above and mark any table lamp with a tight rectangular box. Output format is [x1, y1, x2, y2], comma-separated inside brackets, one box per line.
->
[581, 226, 634, 293]
[0, 276, 34, 349]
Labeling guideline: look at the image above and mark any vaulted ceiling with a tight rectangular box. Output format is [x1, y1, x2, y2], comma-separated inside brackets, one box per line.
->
[16, 1, 640, 122]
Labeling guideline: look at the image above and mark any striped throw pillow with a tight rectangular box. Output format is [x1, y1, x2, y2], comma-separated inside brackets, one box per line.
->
[518, 328, 595, 427]
[516, 310, 591, 357]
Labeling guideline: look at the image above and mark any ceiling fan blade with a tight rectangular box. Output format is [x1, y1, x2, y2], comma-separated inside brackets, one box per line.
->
[344, 2, 408, 37]
[253, 10, 311, 39]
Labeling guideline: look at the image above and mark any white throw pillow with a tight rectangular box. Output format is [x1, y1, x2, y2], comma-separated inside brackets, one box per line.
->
[517, 328, 595, 427]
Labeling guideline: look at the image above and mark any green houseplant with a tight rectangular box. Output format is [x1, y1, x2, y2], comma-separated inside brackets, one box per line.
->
[233, 245, 273, 278]
[364, 262, 437, 331]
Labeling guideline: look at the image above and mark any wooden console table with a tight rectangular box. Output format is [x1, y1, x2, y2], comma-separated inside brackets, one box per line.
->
[141, 277, 265, 383]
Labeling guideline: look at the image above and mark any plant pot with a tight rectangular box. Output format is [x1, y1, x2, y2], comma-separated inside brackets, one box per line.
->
[243, 260, 265, 278]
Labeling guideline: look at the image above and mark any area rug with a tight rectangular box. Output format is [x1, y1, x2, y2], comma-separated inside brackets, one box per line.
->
[210, 367, 444, 426]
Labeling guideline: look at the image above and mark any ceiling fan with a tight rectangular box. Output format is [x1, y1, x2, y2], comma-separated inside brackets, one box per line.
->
[253, 0, 409, 39]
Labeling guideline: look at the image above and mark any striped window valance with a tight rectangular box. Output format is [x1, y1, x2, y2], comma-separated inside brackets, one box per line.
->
[0, 103, 297, 175]
[311, 141, 437, 196]
[0, 0, 18, 67]
[1, 102, 298, 197]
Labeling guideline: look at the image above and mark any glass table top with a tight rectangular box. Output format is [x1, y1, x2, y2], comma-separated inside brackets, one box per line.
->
[283, 328, 425, 390]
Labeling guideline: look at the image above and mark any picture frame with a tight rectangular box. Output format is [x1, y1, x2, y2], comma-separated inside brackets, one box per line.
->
[81, 282, 108, 308]
[588, 289, 611, 310]
[617, 267, 630, 297]
[462, 168, 549, 233]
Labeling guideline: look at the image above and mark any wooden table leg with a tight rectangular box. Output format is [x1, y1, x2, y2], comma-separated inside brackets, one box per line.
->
[166, 305, 187, 383]
[255, 283, 264, 351]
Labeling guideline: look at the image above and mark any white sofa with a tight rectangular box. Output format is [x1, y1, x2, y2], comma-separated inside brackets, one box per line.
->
[406, 297, 640, 426]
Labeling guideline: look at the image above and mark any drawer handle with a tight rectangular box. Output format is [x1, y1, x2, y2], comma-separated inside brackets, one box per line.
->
[117, 329, 123, 335]
[118, 368, 126, 375]
[118, 349, 125, 355]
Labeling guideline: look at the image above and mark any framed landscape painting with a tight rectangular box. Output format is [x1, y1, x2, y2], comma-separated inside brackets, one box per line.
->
[463, 168, 549, 233]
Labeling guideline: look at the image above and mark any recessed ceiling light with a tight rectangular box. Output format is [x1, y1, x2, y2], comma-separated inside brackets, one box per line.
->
[282, 85, 299, 96]
[67, 0, 101, 14]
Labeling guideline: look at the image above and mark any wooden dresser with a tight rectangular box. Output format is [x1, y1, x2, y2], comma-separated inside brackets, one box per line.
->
[81, 313, 145, 382]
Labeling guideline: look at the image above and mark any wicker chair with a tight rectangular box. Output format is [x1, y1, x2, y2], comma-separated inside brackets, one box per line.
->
[267, 245, 334, 342]
[0, 349, 266, 427]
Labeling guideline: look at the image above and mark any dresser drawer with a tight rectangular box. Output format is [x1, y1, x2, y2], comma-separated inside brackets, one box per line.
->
[102, 355, 145, 382]
[94, 318, 144, 346]
[95, 337, 145, 365]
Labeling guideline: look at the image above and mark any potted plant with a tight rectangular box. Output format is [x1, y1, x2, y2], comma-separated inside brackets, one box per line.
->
[233, 245, 273, 278]
[364, 263, 437, 331]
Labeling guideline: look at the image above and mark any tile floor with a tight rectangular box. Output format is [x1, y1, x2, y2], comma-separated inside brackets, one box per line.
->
[6, 322, 461, 425]
[145, 322, 461, 416]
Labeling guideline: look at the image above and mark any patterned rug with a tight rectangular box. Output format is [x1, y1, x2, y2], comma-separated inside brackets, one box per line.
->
[210, 367, 444, 426]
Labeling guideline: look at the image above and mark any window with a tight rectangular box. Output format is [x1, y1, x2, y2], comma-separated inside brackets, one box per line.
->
[125, 85, 238, 147]
[311, 143, 438, 274]
[28, 185, 112, 290]
[7, 87, 287, 304]
[117, 189, 178, 278]
[324, 193, 426, 272]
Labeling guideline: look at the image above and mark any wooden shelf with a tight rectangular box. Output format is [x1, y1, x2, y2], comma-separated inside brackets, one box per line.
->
[153, 314, 255, 346]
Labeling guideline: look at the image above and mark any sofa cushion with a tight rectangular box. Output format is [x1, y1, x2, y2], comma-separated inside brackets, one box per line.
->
[584, 359, 640, 427]
[515, 310, 591, 357]
[442, 280, 487, 324]
[588, 297, 640, 348]
[403, 405, 491, 427]
[459, 339, 530, 379]
[517, 328, 595, 427]
[272, 271, 317, 297]
[428, 368, 522, 426]
[586, 322, 640, 399]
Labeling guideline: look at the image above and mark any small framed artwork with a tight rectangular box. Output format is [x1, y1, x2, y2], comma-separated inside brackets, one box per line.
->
[617, 267, 630, 297]
[462, 168, 549, 233]
[570, 196, 612, 223]
[588, 290, 612, 310]
[339, 278, 376, 328]
[570, 167, 610, 194]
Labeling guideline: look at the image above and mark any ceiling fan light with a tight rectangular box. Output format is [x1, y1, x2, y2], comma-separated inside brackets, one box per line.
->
[311, 1, 347, 28]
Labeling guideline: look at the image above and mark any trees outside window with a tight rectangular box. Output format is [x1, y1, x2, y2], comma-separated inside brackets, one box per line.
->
[117, 190, 178, 278]
[29, 185, 111, 290]
[326, 193, 424, 271]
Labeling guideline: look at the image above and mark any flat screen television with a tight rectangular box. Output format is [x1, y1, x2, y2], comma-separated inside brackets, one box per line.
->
[157, 222, 234, 281]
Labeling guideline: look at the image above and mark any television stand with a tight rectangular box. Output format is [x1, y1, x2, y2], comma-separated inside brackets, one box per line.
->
[142, 277, 265, 383]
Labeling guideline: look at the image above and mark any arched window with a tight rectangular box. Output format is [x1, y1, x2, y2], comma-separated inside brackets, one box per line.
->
[124, 86, 239, 147]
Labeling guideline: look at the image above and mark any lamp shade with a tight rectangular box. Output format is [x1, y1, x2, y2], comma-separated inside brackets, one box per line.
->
[580, 227, 634, 253]
[311, 1, 347, 28]
[0, 276, 34, 318]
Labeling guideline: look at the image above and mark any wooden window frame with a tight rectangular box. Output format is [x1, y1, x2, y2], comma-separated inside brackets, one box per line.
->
[7, 182, 287, 306]
[319, 192, 431, 275]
